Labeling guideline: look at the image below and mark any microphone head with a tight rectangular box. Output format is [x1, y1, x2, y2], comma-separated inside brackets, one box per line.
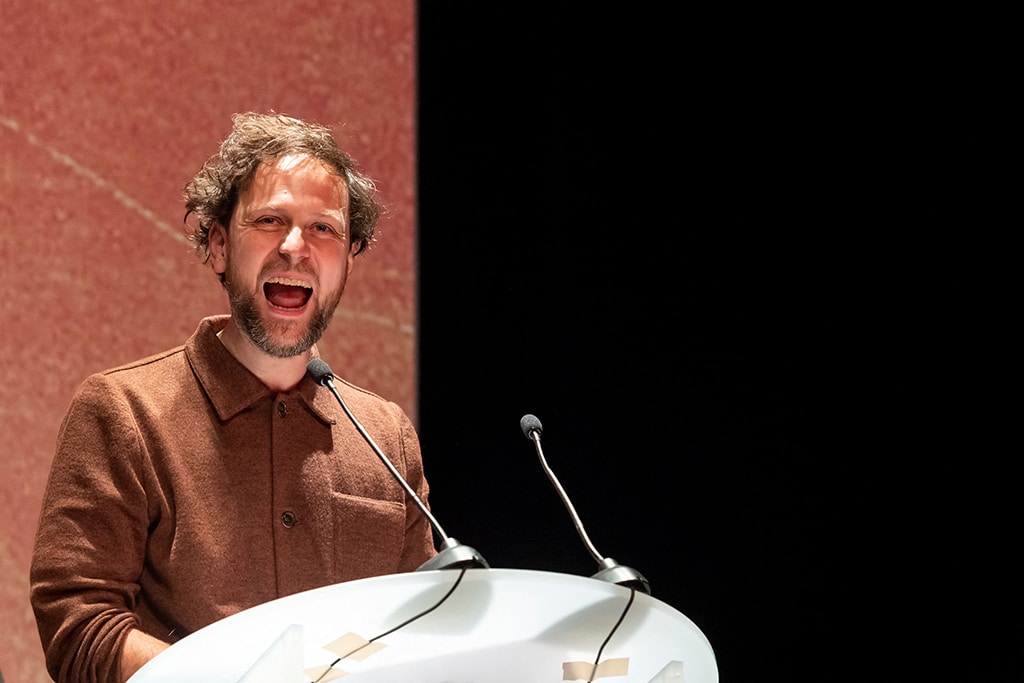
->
[306, 358, 335, 386]
[520, 414, 543, 439]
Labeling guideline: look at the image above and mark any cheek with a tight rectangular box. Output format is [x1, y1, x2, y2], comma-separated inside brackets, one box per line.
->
[318, 252, 355, 295]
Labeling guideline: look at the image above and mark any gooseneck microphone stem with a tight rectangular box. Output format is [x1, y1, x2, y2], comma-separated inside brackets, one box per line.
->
[307, 359, 488, 571]
[520, 413, 651, 594]
[527, 429, 605, 564]
[322, 371, 447, 537]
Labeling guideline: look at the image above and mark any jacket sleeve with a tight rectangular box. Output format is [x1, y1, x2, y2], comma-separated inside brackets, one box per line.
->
[30, 373, 153, 683]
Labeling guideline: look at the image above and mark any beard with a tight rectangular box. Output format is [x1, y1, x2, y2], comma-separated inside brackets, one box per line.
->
[224, 268, 343, 359]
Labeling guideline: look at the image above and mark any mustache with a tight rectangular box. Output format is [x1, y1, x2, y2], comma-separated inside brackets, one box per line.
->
[259, 259, 317, 284]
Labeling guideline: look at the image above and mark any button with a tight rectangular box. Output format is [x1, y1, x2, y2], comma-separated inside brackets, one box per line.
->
[280, 511, 297, 528]
[277, 401, 288, 418]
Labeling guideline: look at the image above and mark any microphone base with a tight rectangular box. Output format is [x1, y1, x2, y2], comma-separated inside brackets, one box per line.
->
[417, 537, 490, 571]
[593, 557, 651, 595]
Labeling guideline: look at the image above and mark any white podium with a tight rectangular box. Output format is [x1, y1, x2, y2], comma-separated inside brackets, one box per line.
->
[128, 568, 717, 683]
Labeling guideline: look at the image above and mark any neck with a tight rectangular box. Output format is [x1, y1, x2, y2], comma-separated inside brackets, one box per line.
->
[216, 320, 313, 393]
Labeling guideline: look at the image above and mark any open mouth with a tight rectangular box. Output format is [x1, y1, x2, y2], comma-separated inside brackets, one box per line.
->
[263, 277, 312, 310]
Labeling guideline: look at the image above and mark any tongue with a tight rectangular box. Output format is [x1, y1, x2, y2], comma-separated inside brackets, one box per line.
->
[265, 283, 309, 309]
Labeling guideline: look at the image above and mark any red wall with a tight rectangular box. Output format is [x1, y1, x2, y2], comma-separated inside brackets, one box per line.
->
[0, 3, 416, 680]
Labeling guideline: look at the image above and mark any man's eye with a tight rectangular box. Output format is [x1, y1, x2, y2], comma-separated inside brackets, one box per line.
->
[312, 224, 334, 234]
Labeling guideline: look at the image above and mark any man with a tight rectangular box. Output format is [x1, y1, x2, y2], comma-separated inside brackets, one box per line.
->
[29, 113, 437, 683]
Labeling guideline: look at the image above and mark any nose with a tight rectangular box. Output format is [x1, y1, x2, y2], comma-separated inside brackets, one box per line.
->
[279, 226, 308, 262]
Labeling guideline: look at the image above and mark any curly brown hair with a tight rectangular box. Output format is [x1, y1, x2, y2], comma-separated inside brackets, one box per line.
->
[183, 112, 382, 263]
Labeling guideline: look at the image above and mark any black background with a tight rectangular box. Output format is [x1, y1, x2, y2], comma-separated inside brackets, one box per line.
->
[415, 6, 843, 681]
[412, 5, 1003, 681]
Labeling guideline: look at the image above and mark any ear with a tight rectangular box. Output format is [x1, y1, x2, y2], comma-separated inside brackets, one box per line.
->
[208, 223, 228, 275]
[345, 240, 359, 275]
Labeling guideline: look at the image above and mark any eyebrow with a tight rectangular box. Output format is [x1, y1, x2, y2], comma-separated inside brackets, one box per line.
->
[246, 204, 347, 218]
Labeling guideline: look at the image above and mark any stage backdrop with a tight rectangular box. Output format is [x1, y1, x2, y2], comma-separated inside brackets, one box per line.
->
[0, 2, 416, 680]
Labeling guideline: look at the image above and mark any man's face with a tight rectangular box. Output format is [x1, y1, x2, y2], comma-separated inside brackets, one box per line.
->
[209, 153, 357, 358]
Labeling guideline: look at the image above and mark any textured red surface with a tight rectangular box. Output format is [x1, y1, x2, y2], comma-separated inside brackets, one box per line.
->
[0, 3, 415, 680]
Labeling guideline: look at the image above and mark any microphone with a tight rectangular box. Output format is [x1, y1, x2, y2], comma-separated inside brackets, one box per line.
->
[307, 358, 488, 571]
[519, 413, 651, 594]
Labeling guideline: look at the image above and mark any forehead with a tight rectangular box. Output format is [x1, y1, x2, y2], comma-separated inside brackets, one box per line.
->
[245, 153, 349, 207]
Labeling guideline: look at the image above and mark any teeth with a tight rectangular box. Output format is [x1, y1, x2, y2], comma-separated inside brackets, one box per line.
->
[266, 277, 312, 289]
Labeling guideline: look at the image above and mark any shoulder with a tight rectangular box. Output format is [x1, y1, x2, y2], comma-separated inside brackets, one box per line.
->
[331, 376, 414, 431]
[72, 345, 189, 405]
[101, 344, 188, 378]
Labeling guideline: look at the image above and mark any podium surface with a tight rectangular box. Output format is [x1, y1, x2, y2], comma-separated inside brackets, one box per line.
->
[129, 568, 717, 682]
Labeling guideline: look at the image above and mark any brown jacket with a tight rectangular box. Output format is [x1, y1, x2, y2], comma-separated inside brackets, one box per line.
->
[30, 316, 436, 683]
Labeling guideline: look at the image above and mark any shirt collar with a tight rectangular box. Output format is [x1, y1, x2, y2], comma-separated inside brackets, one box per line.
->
[184, 315, 337, 425]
